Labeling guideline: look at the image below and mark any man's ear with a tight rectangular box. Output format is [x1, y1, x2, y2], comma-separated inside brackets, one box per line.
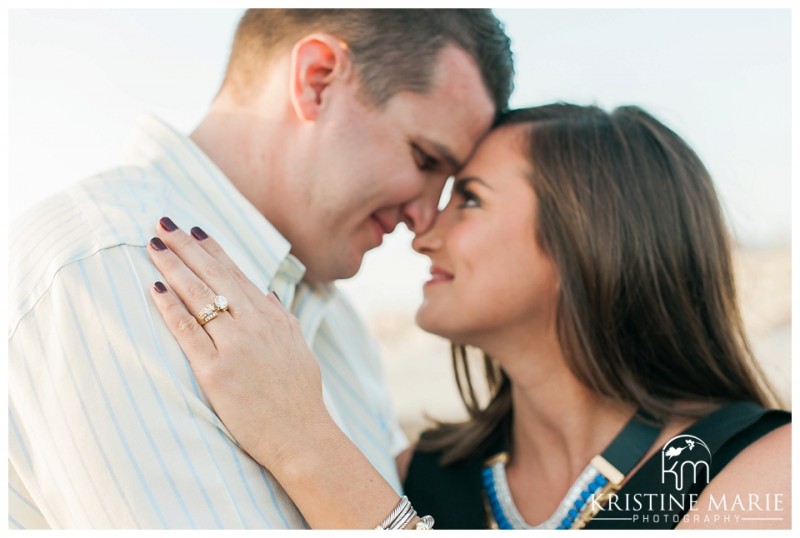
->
[289, 34, 353, 122]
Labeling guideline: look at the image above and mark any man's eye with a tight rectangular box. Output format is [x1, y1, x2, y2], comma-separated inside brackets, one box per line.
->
[414, 146, 439, 171]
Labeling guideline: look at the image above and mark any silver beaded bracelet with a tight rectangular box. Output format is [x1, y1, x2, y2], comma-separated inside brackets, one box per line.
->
[375, 495, 435, 530]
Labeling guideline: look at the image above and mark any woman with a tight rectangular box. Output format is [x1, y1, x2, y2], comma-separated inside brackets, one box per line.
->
[146, 104, 790, 529]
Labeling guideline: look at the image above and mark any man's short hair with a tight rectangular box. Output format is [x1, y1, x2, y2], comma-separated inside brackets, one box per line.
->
[223, 9, 514, 112]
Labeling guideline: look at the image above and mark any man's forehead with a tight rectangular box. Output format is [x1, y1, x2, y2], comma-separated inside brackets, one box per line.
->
[380, 45, 496, 167]
[407, 100, 494, 168]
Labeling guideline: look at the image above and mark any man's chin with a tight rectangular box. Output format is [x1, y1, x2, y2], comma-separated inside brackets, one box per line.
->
[305, 253, 365, 283]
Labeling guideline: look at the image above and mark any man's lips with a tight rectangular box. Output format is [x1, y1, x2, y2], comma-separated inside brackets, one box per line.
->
[369, 215, 397, 244]
[370, 214, 396, 235]
[368, 216, 388, 246]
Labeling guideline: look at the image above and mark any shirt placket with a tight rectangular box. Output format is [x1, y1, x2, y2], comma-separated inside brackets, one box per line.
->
[268, 256, 304, 310]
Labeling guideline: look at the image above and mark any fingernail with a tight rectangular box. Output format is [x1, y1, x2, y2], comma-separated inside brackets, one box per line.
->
[190, 226, 208, 241]
[150, 237, 167, 251]
[271, 291, 282, 304]
[159, 217, 178, 232]
[154, 281, 167, 294]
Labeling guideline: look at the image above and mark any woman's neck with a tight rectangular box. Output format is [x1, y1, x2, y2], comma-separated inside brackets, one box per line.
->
[483, 332, 635, 500]
[509, 377, 634, 483]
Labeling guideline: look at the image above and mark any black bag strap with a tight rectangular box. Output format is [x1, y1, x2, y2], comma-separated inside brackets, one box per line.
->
[601, 411, 661, 476]
[585, 402, 791, 529]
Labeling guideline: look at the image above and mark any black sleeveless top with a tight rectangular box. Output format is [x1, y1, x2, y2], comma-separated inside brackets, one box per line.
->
[403, 402, 790, 530]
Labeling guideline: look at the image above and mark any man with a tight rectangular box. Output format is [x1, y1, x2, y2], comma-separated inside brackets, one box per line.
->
[8, 9, 513, 528]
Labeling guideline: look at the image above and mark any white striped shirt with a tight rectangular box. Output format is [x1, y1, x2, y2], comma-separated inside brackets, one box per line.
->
[8, 115, 408, 529]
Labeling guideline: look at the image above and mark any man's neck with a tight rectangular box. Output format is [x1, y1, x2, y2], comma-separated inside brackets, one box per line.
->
[192, 108, 277, 215]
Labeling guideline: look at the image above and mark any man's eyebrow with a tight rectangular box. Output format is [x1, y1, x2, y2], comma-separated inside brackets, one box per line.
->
[420, 137, 462, 171]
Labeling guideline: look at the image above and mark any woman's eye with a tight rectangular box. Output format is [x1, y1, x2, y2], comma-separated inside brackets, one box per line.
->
[453, 182, 480, 208]
[457, 190, 480, 208]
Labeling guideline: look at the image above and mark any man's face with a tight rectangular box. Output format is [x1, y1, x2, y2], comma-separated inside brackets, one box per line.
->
[289, 46, 495, 282]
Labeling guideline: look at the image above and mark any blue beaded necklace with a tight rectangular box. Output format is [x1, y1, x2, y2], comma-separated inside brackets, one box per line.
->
[482, 412, 660, 530]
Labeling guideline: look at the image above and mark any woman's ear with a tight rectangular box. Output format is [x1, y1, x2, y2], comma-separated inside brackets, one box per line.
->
[289, 34, 353, 122]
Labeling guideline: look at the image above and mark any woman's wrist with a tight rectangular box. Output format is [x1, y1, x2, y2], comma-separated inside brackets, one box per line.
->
[260, 412, 404, 528]
[250, 400, 336, 472]
[265, 411, 341, 481]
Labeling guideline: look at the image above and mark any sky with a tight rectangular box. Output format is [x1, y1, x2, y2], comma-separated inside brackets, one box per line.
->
[7, 8, 793, 318]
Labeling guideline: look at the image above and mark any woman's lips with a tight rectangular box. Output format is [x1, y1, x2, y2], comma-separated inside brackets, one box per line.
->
[424, 266, 454, 286]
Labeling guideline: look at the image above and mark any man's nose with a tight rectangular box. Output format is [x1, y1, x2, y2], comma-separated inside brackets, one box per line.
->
[400, 177, 447, 234]
[411, 205, 447, 255]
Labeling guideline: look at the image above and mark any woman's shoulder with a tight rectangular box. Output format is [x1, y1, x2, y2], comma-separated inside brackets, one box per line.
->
[585, 401, 790, 530]
[677, 422, 790, 529]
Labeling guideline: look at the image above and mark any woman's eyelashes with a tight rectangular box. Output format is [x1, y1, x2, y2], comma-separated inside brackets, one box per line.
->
[454, 180, 481, 208]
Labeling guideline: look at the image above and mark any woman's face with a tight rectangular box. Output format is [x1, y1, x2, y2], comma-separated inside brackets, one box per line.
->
[412, 124, 560, 347]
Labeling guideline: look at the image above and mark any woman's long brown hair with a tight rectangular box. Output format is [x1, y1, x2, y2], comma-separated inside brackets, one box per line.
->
[418, 104, 780, 465]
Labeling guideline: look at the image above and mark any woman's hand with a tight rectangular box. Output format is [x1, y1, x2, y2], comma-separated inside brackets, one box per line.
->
[146, 218, 330, 470]
[145, 218, 409, 529]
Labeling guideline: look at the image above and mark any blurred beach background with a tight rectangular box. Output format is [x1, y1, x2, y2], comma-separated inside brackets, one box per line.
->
[9, 8, 791, 440]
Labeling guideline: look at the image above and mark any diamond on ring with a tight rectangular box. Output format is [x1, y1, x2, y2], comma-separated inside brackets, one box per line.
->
[196, 295, 229, 326]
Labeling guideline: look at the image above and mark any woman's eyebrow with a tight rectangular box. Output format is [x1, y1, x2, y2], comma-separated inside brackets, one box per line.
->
[455, 176, 494, 191]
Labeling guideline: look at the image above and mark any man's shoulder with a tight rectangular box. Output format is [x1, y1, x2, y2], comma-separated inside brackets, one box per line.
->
[9, 165, 168, 330]
[13, 164, 167, 245]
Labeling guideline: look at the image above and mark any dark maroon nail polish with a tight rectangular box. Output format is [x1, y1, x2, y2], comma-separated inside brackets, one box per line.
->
[159, 217, 178, 232]
[149, 237, 167, 251]
[190, 226, 208, 241]
[154, 281, 167, 294]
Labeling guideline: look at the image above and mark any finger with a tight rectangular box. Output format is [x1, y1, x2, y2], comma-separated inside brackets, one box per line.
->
[185, 224, 273, 305]
[266, 292, 306, 346]
[147, 235, 235, 343]
[153, 217, 252, 316]
[150, 280, 217, 369]
[267, 291, 284, 308]
[266, 291, 293, 322]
